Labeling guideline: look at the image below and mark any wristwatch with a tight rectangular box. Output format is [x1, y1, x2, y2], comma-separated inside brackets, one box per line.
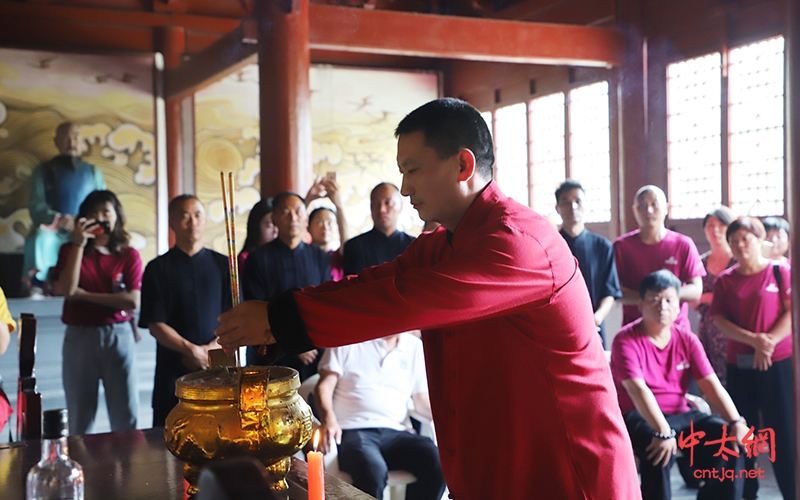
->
[653, 428, 676, 440]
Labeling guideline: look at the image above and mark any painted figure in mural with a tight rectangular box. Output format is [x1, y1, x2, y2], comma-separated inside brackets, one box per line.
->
[24, 122, 105, 296]
[138, 195, 232, 427]
[555, 179, 622, 347]
[215, 98, 642, 499]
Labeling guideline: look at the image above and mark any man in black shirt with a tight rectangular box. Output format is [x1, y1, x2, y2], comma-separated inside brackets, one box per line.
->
[555, 180, 621, 345]
[243, 191, 331, 378]
[343, 183, 414, 275]
[138, 195, 231, 426]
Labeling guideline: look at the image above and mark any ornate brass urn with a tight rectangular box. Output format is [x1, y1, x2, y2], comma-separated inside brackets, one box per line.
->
[164, 365, 313, 495]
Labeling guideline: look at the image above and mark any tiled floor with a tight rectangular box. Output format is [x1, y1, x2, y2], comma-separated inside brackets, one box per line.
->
[0, 297, 787, 499]
[2, 297, 156, 435]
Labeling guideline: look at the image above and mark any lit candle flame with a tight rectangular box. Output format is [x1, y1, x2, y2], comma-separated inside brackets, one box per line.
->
[313, 428, 320, 451]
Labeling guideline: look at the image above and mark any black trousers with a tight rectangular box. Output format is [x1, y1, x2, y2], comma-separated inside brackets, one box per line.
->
[727, 358, 796, 500]
[338, 428, 446, 500]
[625, 409, 744, 500]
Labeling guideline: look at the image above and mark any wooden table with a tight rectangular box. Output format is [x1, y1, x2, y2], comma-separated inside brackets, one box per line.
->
[0, 428, 374, 500]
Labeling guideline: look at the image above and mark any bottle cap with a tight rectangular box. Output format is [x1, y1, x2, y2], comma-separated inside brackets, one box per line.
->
[42, 409, 69, 439]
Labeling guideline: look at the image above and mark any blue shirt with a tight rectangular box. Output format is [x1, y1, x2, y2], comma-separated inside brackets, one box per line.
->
[559, 228, 622, 342]
[342, 228, 415, 275]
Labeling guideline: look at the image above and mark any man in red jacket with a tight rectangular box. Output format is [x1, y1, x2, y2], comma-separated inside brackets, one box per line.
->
[216, 98, 641, 499]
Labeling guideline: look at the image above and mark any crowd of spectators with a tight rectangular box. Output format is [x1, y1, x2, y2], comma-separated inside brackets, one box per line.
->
[4, 119, 794, 500]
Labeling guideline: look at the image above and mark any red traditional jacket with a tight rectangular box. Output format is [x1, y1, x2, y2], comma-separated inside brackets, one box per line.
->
[269, 182, 641, 499]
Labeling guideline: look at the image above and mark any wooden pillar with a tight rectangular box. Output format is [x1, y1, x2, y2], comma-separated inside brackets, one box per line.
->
[258, 0, 311, 197]
[615, 0, 647, 234]
[786, 0, 800, 493]
[157, 26, 186, 247]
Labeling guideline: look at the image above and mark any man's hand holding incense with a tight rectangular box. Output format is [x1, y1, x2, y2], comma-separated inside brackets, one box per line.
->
[215, 301, 276, 356]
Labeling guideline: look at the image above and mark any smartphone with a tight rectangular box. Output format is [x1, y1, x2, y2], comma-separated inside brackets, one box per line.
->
[87, 220, 110, 236]
[737, 353, 755, 369]
[325, 171, 336, 182]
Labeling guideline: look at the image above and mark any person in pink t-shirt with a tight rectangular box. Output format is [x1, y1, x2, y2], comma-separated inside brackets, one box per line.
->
[611, 270, 747, 500]
[614, 185, 705, 330]
[711, 217, 794, 500]
[52, 190, 142, 436]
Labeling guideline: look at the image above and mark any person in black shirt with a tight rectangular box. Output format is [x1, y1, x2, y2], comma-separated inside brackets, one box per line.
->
[243, 192, 331, 379]
[342, 183, 414, 275]
[138, 195, 231, 427]
[555, 180, 622, 345]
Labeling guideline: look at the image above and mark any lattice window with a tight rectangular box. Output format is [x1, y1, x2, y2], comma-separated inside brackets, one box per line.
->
[667, 53, 722, 220]
[494, 102, 530, 205]
[729, 36, 785, 216]
[529, 93, 566, 221]
[569, 82, 612, 223]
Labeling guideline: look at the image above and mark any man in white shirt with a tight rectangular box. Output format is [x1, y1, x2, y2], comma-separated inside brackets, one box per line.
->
[316, 333, 445, 500]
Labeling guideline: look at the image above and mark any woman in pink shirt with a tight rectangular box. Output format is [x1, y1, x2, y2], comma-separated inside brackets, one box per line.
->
[53, 190, 143, 436]
[711, 217, 794, 500]
[692, 206, 736, 386]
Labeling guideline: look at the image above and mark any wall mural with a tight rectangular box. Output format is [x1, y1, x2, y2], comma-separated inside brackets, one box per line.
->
[195, 63, 438, 255]
[0, 48, 156, 294]
[195, 64, 261, 255]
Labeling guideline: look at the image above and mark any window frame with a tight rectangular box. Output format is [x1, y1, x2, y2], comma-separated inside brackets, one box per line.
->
[482, 77, 618, 239]
[665, 34, 787, 221]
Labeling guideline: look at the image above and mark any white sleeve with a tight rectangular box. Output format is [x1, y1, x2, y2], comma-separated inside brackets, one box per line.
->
[318, 346, 345, 376]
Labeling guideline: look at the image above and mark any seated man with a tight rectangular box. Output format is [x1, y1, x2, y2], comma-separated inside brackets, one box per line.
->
[611, 270, 747, 500]
[316, 333, 446, 500]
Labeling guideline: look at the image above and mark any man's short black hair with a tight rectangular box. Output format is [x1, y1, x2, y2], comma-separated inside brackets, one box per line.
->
[395, 98, 495, 179]
[168, 194, 201, 217]
[555, 179, 585, 203]
[762, 216, 790, 235]
[639, 270, 682, 299]
[272, 191, 305, 211]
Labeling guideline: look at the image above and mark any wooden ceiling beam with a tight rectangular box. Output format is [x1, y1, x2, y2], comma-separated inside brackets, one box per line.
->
[0, 1, 240, 33]
[308, 3, 624, 66]
[164, 20, 258, 98]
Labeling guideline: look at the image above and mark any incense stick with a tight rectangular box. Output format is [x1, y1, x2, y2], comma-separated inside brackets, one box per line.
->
[220, 172, 242, 368]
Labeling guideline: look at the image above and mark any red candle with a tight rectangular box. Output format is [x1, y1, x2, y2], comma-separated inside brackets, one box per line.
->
[308, 429, 325, 500]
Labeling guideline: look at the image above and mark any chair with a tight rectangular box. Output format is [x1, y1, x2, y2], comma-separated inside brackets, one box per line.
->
[297, 373, 419, 500]
[17, 313, 42, 440]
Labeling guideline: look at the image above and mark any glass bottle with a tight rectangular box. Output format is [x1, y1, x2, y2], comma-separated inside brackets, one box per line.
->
[26, 409, 84, 500]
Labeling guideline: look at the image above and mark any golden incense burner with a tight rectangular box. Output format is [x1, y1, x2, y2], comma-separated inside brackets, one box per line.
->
[164, 364, 314, 494]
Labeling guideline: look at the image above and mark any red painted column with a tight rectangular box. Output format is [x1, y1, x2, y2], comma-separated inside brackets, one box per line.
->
[786, 0, 800, 493]
[615, 0, 647, 234]
[157, 26, 186, 247]
[258, 0, 311, 196]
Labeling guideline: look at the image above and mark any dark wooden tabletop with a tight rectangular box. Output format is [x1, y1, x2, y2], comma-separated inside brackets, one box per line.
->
[0, 428, 375, 500]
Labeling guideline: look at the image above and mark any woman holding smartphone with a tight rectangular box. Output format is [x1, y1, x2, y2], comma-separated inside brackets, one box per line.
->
[53, 190, 142, 435]
[711, 216, 794, 500]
